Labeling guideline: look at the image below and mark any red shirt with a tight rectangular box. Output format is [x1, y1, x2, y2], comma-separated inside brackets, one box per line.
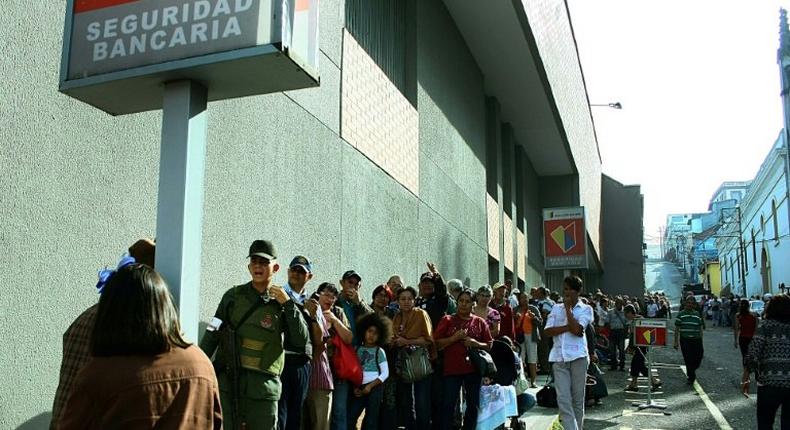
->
[492, 301, 515, 340]
[738, 313, 758, 338]
[434, 314, 493, 376]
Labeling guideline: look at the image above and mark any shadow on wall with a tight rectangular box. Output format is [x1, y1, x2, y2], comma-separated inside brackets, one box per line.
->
[16, 412, 51, 430]
[416, 0, 487, 166]
[344, 0, 487, 165]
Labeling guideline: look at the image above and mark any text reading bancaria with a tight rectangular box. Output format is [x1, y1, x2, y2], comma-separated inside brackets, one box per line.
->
[87, 0, 253, 62]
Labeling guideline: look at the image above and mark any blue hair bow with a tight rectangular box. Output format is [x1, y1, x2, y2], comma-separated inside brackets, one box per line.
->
[96, 254, 137, 294]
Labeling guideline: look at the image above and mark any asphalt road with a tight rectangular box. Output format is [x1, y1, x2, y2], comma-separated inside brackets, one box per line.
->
[581, 260, 777, 430]
[644, 258, 684, 306]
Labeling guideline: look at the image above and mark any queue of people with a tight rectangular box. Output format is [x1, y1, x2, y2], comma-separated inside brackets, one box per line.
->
[51, 238, 557, 430]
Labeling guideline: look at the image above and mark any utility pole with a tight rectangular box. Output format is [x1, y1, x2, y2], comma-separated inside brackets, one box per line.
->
[737, 207, 746, 297]
[721, 206, 746, 296]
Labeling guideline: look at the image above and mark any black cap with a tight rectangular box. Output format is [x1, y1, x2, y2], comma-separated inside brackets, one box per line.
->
[248, 240, 277, 260]
[342, 270, 362, 282]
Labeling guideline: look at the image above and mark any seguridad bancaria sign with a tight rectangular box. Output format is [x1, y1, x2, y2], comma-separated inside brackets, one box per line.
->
[60, 0, 320, 115]
[67, 0, 281, 79]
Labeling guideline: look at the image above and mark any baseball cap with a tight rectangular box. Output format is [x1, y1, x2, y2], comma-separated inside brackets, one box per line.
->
[493, 282, 506, 290]
[289, 255, 313, 273]
[248, 240, 277, 260]
[342, 270, 362, 282]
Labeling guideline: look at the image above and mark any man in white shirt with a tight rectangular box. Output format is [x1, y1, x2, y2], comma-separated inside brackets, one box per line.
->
[596, 298, 609, 327]
[544, 276, 594, 430]
[646, 299, 659, 318]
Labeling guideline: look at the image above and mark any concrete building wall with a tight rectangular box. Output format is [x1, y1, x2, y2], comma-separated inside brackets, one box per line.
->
[0, 0, 496, 426]
[600, 175, 645, 297]
[519, 148, 545, 286]
[705, 262, 722, 296]
[522, 0, 602, 256]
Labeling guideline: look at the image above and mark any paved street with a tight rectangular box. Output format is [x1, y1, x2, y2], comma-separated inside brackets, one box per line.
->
[581, 260, 779, 430]
[644, 258, 684, 304]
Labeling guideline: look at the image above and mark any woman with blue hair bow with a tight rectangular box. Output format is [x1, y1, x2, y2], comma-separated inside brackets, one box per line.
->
[51, 239, 156, 429]
[60, 260, 221, 429]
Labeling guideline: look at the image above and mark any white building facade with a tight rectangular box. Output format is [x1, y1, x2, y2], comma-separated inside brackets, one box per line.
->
[718, 133, 790, 297]
[709, 181, 752, 208]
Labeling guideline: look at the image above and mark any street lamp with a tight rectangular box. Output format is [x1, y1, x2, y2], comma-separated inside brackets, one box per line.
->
[590, 102, 623, 109]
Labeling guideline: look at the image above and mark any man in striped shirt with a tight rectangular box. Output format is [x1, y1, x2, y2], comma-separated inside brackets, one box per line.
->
[674, 296, 705, 384]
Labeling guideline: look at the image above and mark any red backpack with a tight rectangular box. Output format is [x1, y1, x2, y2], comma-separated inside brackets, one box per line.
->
[330, 335, 363, 386]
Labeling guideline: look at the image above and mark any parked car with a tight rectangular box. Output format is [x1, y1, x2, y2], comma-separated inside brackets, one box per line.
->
[749, 300, 765, 318]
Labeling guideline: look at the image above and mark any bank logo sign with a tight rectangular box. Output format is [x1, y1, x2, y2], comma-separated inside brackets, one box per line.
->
[67, 0, 269, 79]
[549, 221, 577, 253]
[543, 207, 588, 269]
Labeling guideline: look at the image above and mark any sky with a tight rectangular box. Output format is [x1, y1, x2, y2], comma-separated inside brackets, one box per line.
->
[567, 1, 790, 244]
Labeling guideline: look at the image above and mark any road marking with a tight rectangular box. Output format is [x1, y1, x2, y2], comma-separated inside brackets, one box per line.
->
[620, 428, 669, 430]
[680, 365, 733, 430]
[621, 409, 666, 417]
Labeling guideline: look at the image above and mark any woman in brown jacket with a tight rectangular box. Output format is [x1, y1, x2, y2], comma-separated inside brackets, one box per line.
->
[391, 286, 434, 430]
[60, 263, 222, 429]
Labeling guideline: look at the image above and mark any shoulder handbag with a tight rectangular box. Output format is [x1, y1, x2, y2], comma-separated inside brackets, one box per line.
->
[330, 335, 363, 386]
[468, 347, 497, 378]
[536, 374, 558, 408]
[397, 345, 433, 383]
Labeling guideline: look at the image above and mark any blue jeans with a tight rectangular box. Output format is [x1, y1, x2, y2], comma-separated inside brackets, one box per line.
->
[277, 360, 311, 430]
[517, 392, 536, 414]
[441, 373, 481, 430]
[397, 378, 432, 430]
[348, 383, 384, 430]
[330, 380, 349, 430]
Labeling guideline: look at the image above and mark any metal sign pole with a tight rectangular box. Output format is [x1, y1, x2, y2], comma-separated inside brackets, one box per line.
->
[632, 321, 669, 412]
[647, 347, 655, 405]
[154, 80, 208, 342]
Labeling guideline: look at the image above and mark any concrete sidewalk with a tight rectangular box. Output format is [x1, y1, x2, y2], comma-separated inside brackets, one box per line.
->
[515, 386, 561, 429]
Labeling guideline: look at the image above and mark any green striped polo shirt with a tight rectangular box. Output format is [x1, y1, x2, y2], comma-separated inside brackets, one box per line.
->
[675, 309, 704, 339]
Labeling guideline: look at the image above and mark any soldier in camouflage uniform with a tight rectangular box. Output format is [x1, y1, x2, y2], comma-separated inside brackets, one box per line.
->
[200, 240, 309, 429]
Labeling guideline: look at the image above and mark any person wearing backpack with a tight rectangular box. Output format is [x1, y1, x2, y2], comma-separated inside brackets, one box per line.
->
[348, 313, 392, 430]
